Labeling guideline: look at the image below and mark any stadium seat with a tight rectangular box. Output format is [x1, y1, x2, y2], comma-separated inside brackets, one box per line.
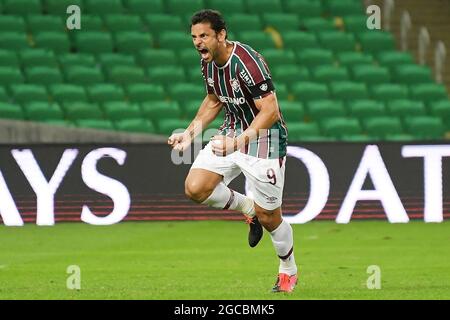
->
[19, 49, 58, 68]
[283, 32, 320, 51]
[337, 52, 374, 67]
[107, 66, 147, 85]
[141, 101, 182, 123]
[246, 0, 283, 14]
[25, 66, 63, 85]
[296, 48, 334, 68]
[87, 84, 125, 103]
[238, 32, 276, 50]
[114, 118, 156, 133]
[343, 15, 369, 33]
[50, 84, 88, 104]
[156, 119, 191, 135]
[384, 134, 416, 141]
[0, 50, 19, 67]
[45, 0, 83, 14]
[312, 66, 349, 83]
[272, 65, 310, 86]
[302, 17, 335, 32]
[330, 82, 369, 100]
[168, 83, 204, 105]
[347, 100, 386, 119]
[64, 102, 104, 121]
[71, 15, 104, 32]
[326, 0, 363, 16]
[377, 51, 415, 69]
[287, 122, 321, 141]
[166, 0, 204, 15]
[24, 102, 64, 121]
[115, 32, 153, 53]
[183, 100, 203, 118]
[208, 0, 246, 16]
[138, 49, 178, 68]
[34, 32, 71, 53]
[126, 0, 165, 15]
[58, 53, 96, 68]
[75, 32, 114, 54]
[104, 15, 145, 32]
[0, 102, 24, 120]
[27, 15, 64, 33]
[358, 31, 396, 54]
[0, 32, 30, 50]
[404, 116, 445, 139]
[341, 134, 374, 142]
[321, 117, 362, 138]
[261, 49, 296, 67]
[318, 31, 356, 53]
[284, 0, 323, 20]
[0, 67, 24, 86]
[370, 84, 409, 102]
[144, 15, 184, 35]
[429, 100, 450, 129]
[386, 100, 427, 118]
[291, 82, 329, 102]
[307, 100, 346, 120]
[3, 0, 41, 15]
[178, 48, 200, 68]
[0, 16, 26, 32]
[85, 0, 123, 14]
[11, 84, 48, 105]
[279, 101, 305, 123]
[76, 119, 115, 131]
[227, 14, 263, 33]
[148, 66, 186, 85]
[126, 84, 166, 103]
[0, 87, 8, 102]
[64, 66, 104, 85]
[409, 83, 448, 103]
[159, 32, 194, 50]
[351, 65, 391, 85]
[262, 14, 300, 32]
[98, 53, 136, 71]
[103, 102, 142, 121]
[393, 65, 433, 85]
[274, 83, 289, 100]
[364, 116, 404, 138]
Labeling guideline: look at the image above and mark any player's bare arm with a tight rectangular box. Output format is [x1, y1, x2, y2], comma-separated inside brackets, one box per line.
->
[211, 93, 279, 156]
[168, 93, 222, 152]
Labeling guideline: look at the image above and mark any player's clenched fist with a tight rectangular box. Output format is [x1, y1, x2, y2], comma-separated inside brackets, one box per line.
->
[168, 132, 192, 152]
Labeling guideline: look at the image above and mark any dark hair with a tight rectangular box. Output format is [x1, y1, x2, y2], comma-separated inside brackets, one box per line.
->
[190, 9, 227, 38]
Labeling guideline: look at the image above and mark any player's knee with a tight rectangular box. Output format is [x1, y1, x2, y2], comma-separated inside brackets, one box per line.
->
[185, 179, 209, 203]
[255, 208, 281, 231]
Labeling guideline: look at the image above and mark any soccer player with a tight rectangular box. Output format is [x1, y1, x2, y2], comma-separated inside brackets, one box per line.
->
[168, 9, 297, 293]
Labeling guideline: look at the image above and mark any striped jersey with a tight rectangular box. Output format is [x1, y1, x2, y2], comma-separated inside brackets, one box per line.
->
[201, 41, 288, 159]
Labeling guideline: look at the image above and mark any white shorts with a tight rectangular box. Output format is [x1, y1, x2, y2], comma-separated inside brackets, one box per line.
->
[191, 142, 286, 210]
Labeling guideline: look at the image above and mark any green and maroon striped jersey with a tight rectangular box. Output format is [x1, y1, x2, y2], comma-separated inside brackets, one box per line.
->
[201, 41, 288, 159]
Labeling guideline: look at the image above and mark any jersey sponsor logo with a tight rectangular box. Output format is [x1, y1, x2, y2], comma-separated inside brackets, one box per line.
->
[259, 83, 268, 91]
[207, 77, 214, 87]
[239, 69, 252, 86]
[218, 96, 246, 105]
[230, 78, 240, 92]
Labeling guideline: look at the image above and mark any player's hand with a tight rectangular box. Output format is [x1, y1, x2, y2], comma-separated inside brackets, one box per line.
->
[168, 132, 192, 152]
[211, 135, 237, 157]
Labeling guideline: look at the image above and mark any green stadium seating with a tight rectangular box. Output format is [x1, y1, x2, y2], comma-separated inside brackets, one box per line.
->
[50, 84, 88, 104]
[352, 65, 391, 85]
[341, 134, 374, 142]
[312, 66, 349, 83]
[11, 84, 48, 104]
[58, 53, 96, 68]
[156, 118, 191, 135]
[45, 0, 83, 15]
[75, 32, 113, 54]
[159, 32, 194, 50]
[409, 83, 448, 103]
[0, 102, 24, 120]
[393, 65, 433, 84]
[296, 48, 334, 68]
[337, 52, 374, 67]
[343, 15, 368, 33]
[384, 134, 416, 141]
[25, 66, 63, 85]
[141, 101, 182, 122]
[107, 66, 147, 84]
[168, 83, 204, 105]
[370, 84, 409, 101]
[64, 66, 104, 85]
[0, 87, 8, 102]
[104, 15, 145, 32]
[85, 0, 123, 14]
[404, 116, 445, 139]
[262, 14, 300, 32]
[24, 102, 64, 121]
[302, 17, 335, 32]
[103, 102, 142, 121]
[144, 15, 184, 35]
[114, 118, 156, 133]
[64, 102, 104, 121]
[27, 15, 63, 32]
[3, 0, 41, 15]
[126, 84, 166, 103]
[126, 0, 164, 15]
[386, 100, 427, 118]
[34, 32, 71, 53]
[318, 31, 356, 52]
[0, 16, 26, 32]
[138, 49, 178, 68]
[115, 32, 153, 53]
[287, 122, 321, 141]
[358, 31, 396, 54]
[0, 50, 19, 67]
[321, 117, 362, 138]
[377, 51, 415, 68]
[330, 81, 369, 100]
[87, 84, 125, 103]
[327, 0, 363, 16]
[98, 53, 136, 71]
[76, 119, 115, 131]
[178, 48, 200, 67]
[429, 100, 450, 129]
[181, 100, 201, 118]
[274, 83, 289, 100]
[0, 32, 30, 50]
[208, 0, 246, 16]
[283, 32, 320, 51]
[279, 101, 305, 122]
[72, 15, 104, 32]
[291, 82, 329, 102]
[261, 49, 296, 67]
[167, 0, 204, 15]
[364, 116, 404, 138]
[284, 0, 323, 20]
[307, 100, 346, 120]
[19, 49, 58, 68]
[227, 14, 263, 32]
[272, 65, 310, 85]
[347, 100, 386, 119]
[238, 32, 275, 50]
[0, 67, 24, 86]
[148, 66, 186, 85]
[246, 0, 283, 14]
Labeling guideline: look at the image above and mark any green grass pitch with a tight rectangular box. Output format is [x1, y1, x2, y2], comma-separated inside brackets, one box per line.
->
[0, 220, 449, 300]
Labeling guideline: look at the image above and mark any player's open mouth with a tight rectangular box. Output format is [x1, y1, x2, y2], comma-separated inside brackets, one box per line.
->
[198, 48, 210, 60]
